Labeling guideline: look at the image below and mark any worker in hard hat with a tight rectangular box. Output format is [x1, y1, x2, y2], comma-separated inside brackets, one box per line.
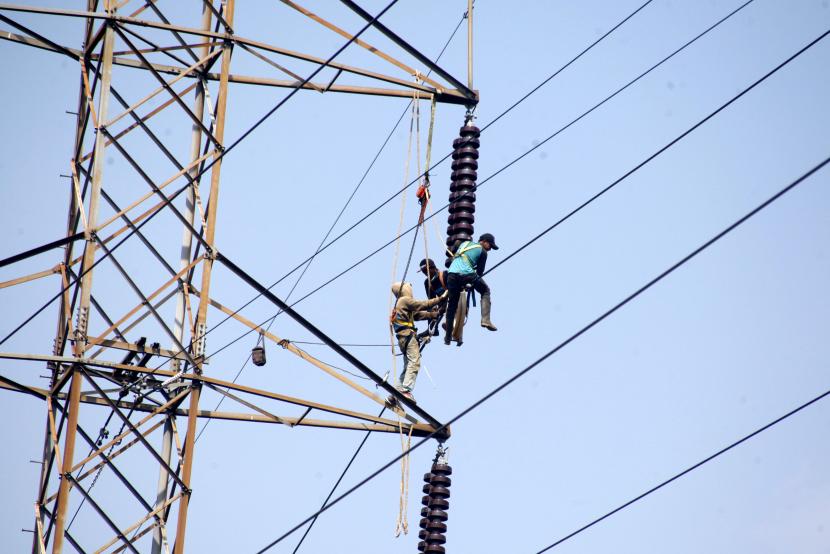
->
[420, 258, 448, 336]
[390, 281, 447, 403]
[444, 232, 499, 345]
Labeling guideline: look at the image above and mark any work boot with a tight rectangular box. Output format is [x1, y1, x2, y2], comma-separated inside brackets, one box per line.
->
[480, 295, 497, 331]
[443, 334, 451, 346]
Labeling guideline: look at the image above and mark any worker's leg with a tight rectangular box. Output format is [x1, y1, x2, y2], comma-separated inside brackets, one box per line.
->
[452, 289, 468, 343]
[398, 333, 421, 392]
[443, 273, 464, 344]
[474, 277, 497, 331]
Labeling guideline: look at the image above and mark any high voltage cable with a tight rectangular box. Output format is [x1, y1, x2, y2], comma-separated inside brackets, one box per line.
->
[533, 384, 830, 552]
[196, 0, 757, 364]
[252, 148, 830, 553]
[189, 0, 668, 361]
[290, 408, 387, 554]
[253, 19, 830, 551]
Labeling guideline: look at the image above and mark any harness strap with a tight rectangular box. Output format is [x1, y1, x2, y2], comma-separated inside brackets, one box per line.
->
[453, 241, 482, 269]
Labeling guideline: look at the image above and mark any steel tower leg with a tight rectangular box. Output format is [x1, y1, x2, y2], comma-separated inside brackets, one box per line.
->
[52, 1, 117, 550]
[156, 6, 213, 553]
[174, 2, 235, 553]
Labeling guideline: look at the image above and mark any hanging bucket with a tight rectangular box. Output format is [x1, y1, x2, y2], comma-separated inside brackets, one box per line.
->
[251, 345, 266, 367]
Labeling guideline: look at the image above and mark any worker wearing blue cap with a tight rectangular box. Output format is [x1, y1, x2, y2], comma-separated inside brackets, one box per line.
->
[444, 232, 499, 345]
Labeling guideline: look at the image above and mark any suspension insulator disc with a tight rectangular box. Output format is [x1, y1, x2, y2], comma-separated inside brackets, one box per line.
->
[427, 533, 447, 545]
[421, 507, 431, 518]
[451, 157, 478, 171]
[428, 509, 449, 521]
[454, 136, 481, 149]
[452, 147, 480, 160]
[451, 159, 478, 172]
[428, 497, 450, 510]
[423, 473, 434, 483]
[428, 485, 451, 499]
[448, 200, 476, 214]
[449, 190, 476, 203]
[431, 463, 453, 475]
[451, 168, 478, 181]
[448, 213, 475, 226]
[447, 223, 474, 236]
[429, 474, 452, 487]
[418, 540, 427, 552]
[421, 495, 432, 507]
[425, 544, 446, 554]
[419, 529, 430, 540]
[450, 178, 477, 192]
[446, 233, 472, 249]
[426, 520, 448, 533]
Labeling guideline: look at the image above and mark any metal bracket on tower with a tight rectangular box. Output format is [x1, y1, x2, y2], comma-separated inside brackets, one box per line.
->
[74, 306, 90, 344]
[192, 322, 207, 374]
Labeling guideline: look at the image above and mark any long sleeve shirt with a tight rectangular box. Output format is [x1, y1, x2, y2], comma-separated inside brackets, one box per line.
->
[392, 295, 443, 335]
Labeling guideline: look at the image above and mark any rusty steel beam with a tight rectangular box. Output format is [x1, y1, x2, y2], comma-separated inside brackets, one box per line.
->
[0, 9, 472, 104]
[0, 377, 441, 438]
[50, 366, 83, 554]
[339, 0, 477, 103]
[214, 252, 448, 436]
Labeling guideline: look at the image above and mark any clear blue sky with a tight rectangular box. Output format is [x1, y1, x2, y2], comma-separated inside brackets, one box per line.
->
[1, 1, 829, 552]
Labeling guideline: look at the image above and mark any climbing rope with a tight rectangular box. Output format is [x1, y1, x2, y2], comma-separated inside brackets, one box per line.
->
[388, 87, 420, 384]
[393, 415, 414, 537]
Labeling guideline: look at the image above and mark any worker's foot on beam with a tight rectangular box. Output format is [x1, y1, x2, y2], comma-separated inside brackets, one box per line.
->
[481, 321, 498, 331]
[401, 390, 416, 403]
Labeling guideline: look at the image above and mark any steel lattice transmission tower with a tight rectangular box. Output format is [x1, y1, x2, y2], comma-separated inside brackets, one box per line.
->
[0, 1, 476, 552]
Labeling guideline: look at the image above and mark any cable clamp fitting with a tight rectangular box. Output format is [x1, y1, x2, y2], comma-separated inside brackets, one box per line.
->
[464, 105, 477, 124]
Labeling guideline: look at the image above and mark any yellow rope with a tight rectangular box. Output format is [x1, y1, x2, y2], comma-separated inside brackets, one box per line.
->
[388, 87, 419, 384]
[424, 95, 437, 178]
[394, 415, 414, 537]
[420, 94, 438, 283]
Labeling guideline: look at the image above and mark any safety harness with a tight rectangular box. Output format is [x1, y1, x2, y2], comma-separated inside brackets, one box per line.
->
[452, 241, 482, 271]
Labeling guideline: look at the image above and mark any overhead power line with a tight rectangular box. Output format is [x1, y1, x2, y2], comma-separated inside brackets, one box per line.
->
[198, 0, 759, 364]
[191, 10, 468, 445]
[191, 0, 676, 361]
[534, 383, 830, 552]
[252, 147, 830, 553]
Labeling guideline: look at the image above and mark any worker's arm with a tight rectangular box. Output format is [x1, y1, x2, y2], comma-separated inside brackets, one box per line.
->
[413, 309, 438, 321]
[405, 293, 446, 313]
[476, 250, 488, 276]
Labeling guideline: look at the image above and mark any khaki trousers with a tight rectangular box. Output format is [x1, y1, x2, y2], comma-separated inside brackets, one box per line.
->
[397, 332, 420, 392]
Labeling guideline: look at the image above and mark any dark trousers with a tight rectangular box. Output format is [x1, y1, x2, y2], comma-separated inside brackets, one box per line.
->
[444, 272, 490, 340]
